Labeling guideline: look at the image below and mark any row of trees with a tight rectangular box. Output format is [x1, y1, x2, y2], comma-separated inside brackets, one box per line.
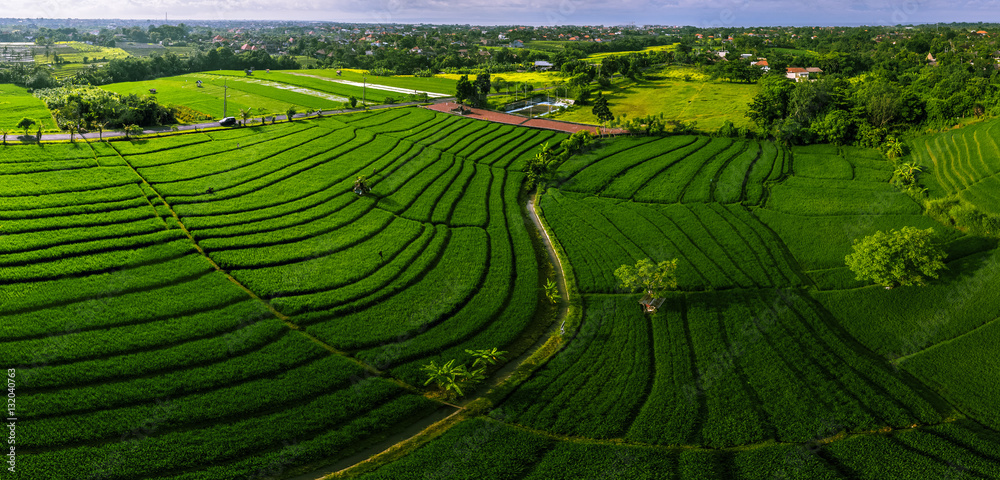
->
[0, 48, 300, 90]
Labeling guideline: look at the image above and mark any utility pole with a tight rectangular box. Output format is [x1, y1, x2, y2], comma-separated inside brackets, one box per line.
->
[223, 79, 228, 118]
[363, 74, 366, 107]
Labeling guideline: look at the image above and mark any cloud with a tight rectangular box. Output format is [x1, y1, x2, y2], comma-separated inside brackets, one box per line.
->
[8, 0, 1000, 24]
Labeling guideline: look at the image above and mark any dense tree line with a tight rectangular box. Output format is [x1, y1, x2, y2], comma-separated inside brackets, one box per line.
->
[746, 61, 999, 149]
[0, 48, 300, 89]
[34, 86, 176, 128]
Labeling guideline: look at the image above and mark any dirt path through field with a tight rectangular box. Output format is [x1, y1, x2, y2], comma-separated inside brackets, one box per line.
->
[302, 191, 572, 479]
[526, 192, 570, 333]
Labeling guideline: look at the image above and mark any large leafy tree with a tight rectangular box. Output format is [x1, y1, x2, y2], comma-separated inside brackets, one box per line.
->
[614, 258, 679, 297]
[473, 73, 491, 108]
[845, 227, 946, 288]
[17, 117, 35, 137]
[591, 92, 613, 125]
[745, 75, 794, 133]
[455, 75, 476, 105]
[123, 124, 142, 139]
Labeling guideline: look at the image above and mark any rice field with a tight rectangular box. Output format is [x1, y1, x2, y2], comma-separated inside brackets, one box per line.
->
[0, 107, 561, 479]
[0, 83, 59, 132]
[4, 103, 1000, 479]
[909, 118, 1000, 217]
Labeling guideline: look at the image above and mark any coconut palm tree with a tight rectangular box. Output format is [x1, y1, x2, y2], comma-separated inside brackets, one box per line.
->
[239, 107, 252, 126]
[65, 121, 78, 143]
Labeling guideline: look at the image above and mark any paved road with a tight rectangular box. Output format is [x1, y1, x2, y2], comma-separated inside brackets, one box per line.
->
[19, 97, 456, 143]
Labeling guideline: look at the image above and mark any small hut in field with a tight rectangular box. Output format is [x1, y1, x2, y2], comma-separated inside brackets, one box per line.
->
[639, 293, 665, 314]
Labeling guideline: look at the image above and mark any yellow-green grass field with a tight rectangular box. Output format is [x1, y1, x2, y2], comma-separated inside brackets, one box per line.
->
[438, 70, 563, 88]
[0, 84, 58, 133]
[100, 73, 345, 123]
[205, 69, 457, 104]
[34, 42, 131, 79]
[583, 43, 677, 61]
[550, 66, 756, 132]
[306, 68, 457, 94]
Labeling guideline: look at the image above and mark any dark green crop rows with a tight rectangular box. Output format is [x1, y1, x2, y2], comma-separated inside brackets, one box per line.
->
[0, 106, 558, 479]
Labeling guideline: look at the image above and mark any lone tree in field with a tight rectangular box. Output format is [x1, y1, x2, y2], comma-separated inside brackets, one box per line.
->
[845, 226, 946, 288]
[614, 258, 679, 297]
[592, 93, 613, 123]
[17, 117, 35, 137]
[591, 93, 613, 135]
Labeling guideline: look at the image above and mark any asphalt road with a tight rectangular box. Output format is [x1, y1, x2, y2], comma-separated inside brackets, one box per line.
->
[17, 97, 456, 143]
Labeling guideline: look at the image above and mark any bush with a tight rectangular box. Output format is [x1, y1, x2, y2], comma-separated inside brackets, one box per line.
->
[366, 67, 396, 76]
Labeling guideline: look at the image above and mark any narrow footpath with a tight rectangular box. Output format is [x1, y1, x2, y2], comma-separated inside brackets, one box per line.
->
[291, 190, 573, 480]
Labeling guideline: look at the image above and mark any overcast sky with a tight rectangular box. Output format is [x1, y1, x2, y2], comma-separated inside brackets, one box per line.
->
[8, 0, 1000, 27]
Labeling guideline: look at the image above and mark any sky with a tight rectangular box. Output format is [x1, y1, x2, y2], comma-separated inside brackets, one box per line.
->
[6, 0, 1000, 27]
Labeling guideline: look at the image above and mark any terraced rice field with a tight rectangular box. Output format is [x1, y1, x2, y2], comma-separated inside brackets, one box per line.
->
[910, 119, 1000, 216]
[5, 106, 1000, 479]
[353, 129, 1000, 479]
[0, 107, 562, 479]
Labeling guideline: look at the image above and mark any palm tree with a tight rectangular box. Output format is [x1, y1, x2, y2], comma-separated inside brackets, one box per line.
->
[94, 121, 108, 141]
[239, 107, 252, 126]
[285, 106, 297, 122]
[65, 121, 78, 143]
